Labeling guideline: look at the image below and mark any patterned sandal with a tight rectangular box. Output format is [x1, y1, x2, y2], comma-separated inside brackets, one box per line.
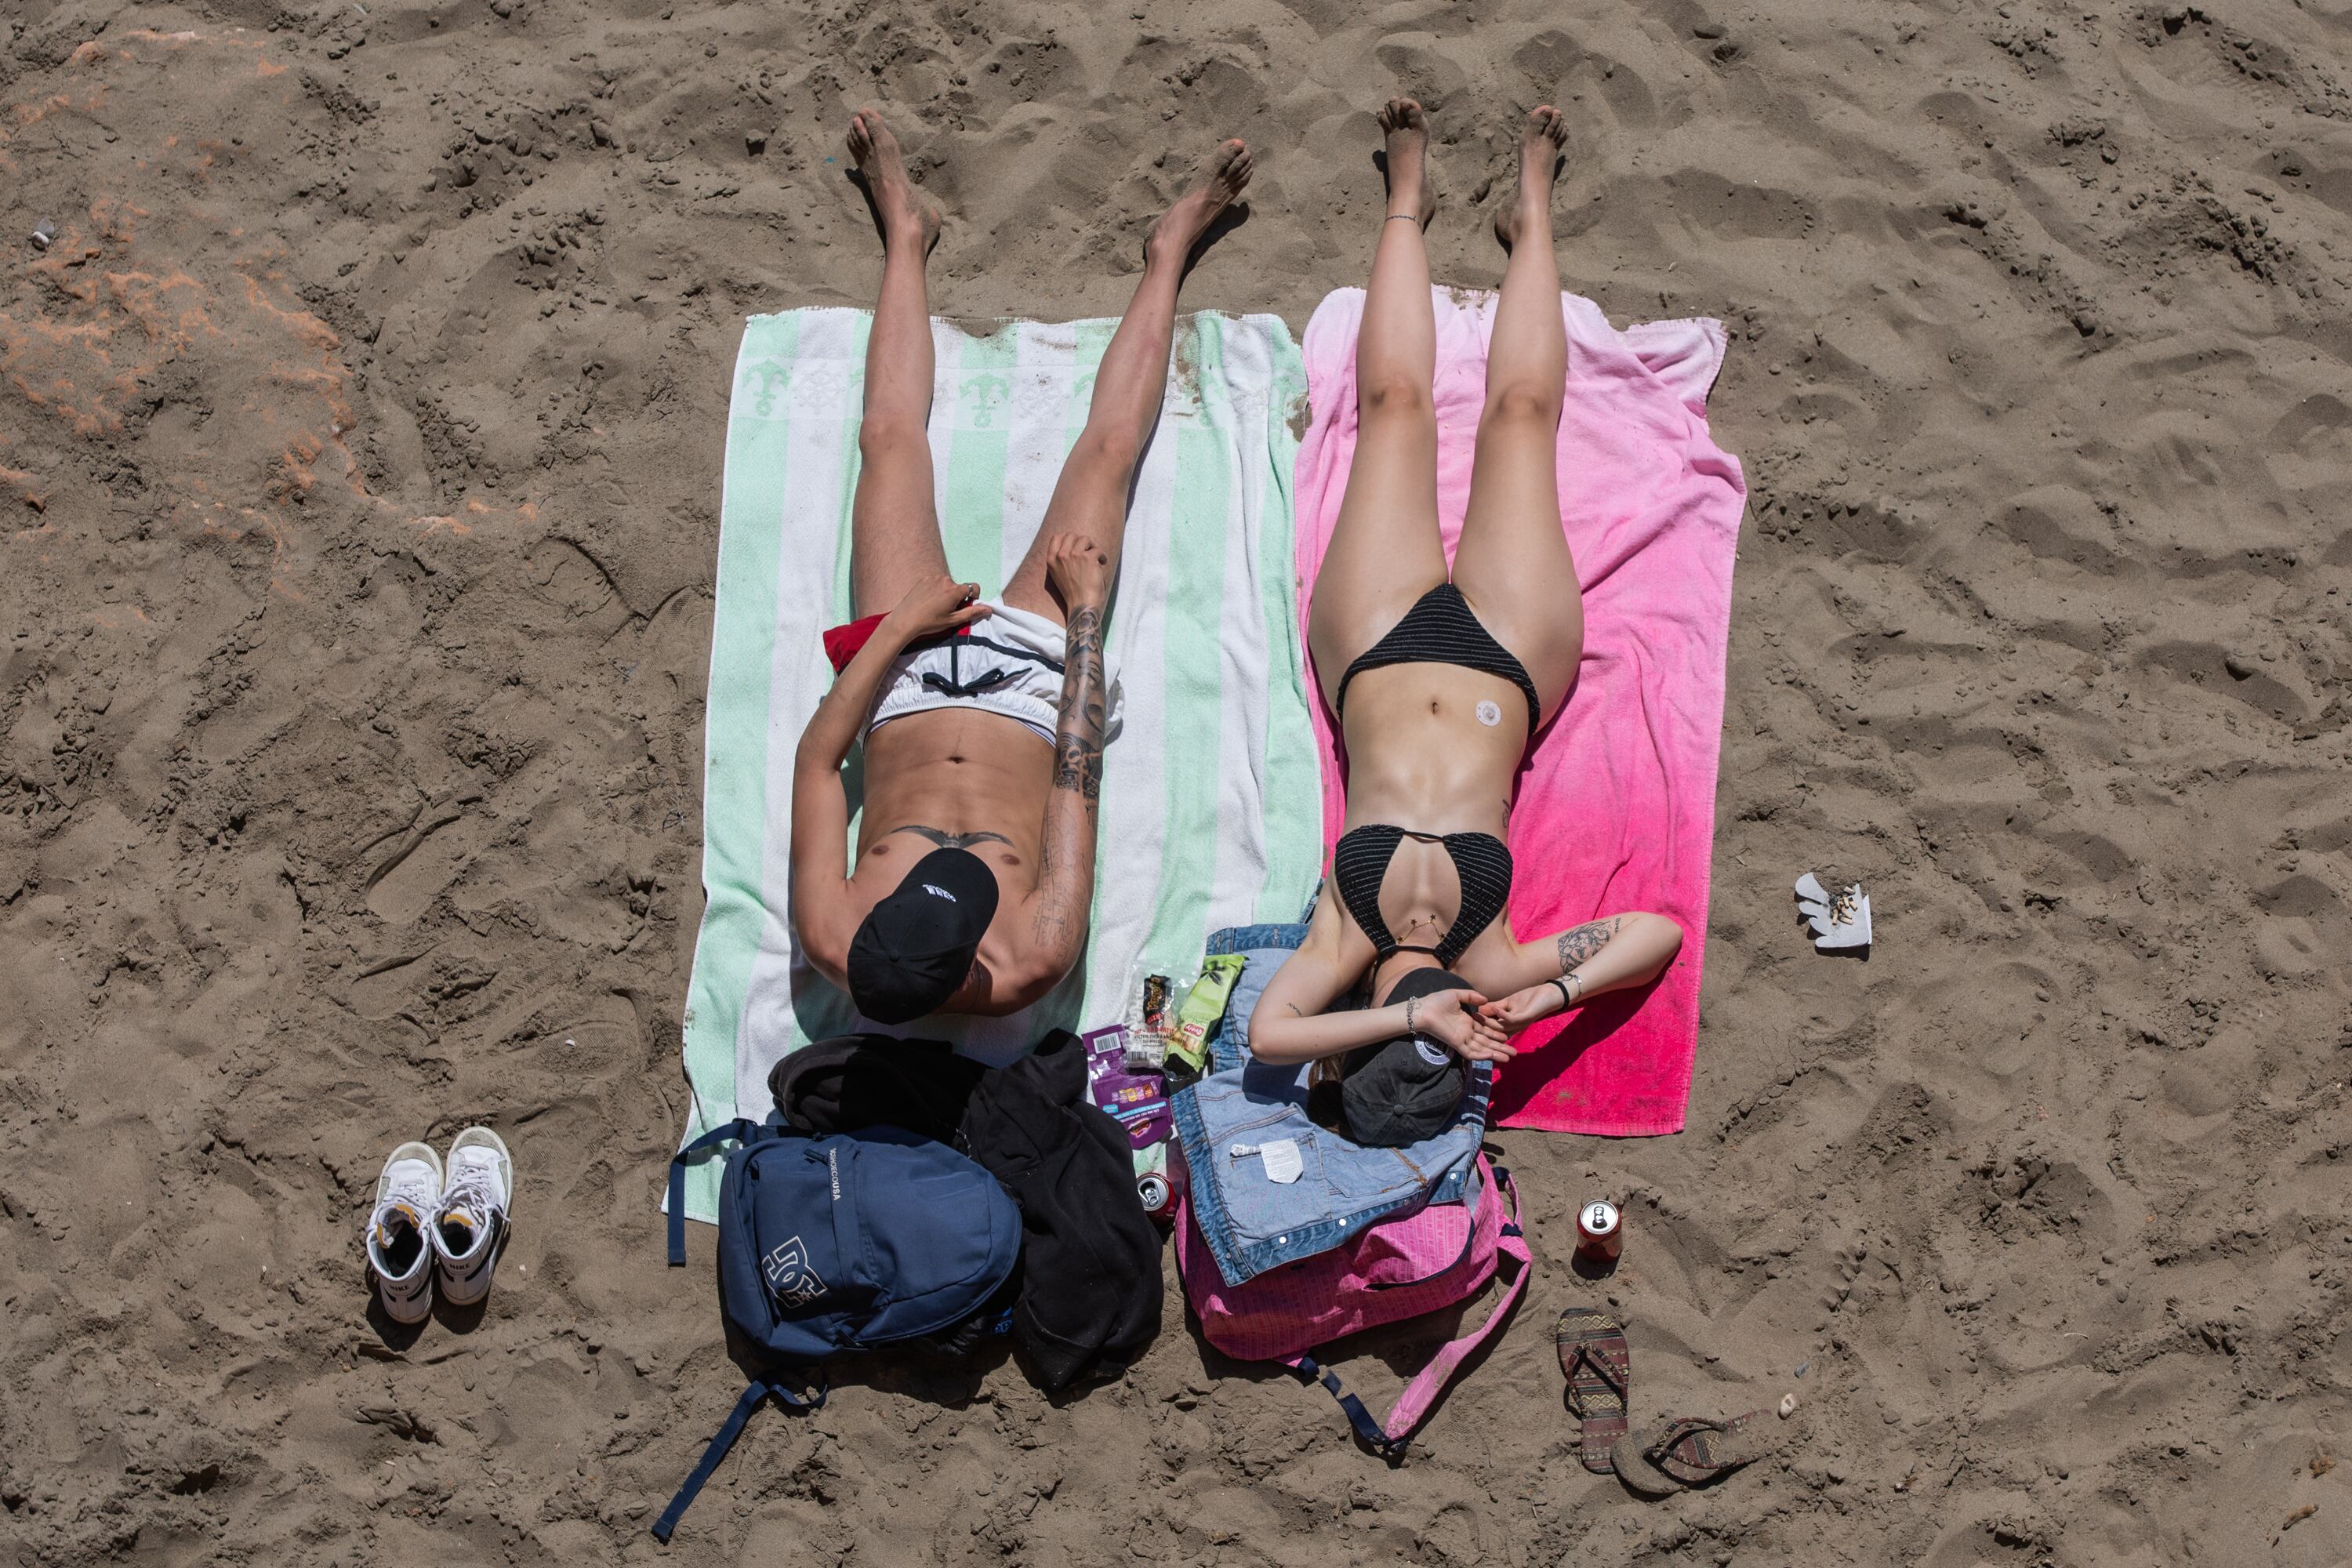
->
[1554, 1306, 1631, 1474]
[1610, 1410, 1780, 1494]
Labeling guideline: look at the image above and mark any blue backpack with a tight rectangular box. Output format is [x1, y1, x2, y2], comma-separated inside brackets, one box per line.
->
[656, 1118, 1022, 1541]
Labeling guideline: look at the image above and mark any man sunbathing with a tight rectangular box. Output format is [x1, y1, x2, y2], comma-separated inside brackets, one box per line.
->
[790, 108, 1253, 1025]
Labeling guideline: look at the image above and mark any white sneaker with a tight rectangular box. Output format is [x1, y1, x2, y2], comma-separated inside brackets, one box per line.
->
[430, 1127, 513, 1307]
[368, 1142, 444, 1325]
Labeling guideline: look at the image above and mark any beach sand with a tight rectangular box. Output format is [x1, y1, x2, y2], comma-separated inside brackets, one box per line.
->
[4, 1, 2349, 1563]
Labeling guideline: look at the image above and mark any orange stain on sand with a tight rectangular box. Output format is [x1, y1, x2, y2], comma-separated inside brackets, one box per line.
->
[1, 29, 537, 597]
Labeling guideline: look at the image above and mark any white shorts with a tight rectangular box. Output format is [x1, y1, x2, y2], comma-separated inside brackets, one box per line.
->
[866, 601, 1122, 747]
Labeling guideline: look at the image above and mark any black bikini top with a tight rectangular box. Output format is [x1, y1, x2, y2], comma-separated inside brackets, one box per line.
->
[1333, 822, 1513, 970]
[1336, 583, 1544, 735]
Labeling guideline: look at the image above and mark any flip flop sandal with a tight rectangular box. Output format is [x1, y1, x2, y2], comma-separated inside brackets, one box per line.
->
[1554, 1306, 1631, 1474]
[1610, 1411, 1779, 1494]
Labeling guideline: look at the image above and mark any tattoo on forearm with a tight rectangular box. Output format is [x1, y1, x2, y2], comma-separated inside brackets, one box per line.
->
[1051, 606, 1108, 801]
[888, 825, 1014, 852]
[1555, 916, 1624, 975]
[1031, 605, 1109, 962]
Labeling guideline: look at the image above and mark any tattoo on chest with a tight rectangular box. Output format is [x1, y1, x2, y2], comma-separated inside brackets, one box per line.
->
[888, 825, 1014, 852]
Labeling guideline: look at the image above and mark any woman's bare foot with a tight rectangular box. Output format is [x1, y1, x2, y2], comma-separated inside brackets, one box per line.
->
[1495, 106, 1566, 250]
[847, 107, 942, 254]
[1145, 139, 1254, 268]
[1378, 97, 1436, 229]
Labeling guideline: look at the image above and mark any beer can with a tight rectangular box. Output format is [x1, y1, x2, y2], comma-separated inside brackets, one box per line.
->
[1141, 974, 1171, 1034]
[1576, 1200, 1622, 1262]
[1137, 1171, 1177, 1221]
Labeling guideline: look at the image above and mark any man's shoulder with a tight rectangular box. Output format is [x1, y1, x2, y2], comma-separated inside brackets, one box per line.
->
[790, 881, 862, 982]
[978, 909, 1079, 1011]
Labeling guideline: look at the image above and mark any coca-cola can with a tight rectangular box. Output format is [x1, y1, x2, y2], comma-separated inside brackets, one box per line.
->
[1576, 1200, 1622, 1262]
[1137, 1171, 1178, 1221]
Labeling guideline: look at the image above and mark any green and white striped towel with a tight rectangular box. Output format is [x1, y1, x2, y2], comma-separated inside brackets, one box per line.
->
[677, 307, 1322, 1221]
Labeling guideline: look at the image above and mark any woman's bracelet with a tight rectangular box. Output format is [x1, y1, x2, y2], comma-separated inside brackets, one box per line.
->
[1403, 996, 1421, 1035]
[1551, 974, 1581, 1011]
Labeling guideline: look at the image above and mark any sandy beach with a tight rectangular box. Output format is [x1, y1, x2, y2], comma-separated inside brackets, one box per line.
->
[4, 0, 2350, 1563]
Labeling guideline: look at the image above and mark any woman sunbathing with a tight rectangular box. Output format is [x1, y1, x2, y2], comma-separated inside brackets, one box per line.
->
[1248, 102, 1683, 1112]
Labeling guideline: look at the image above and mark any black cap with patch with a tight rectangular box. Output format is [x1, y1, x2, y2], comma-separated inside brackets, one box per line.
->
[1340, 967, 1472, 1148]
[845, 848, 1000, 1025]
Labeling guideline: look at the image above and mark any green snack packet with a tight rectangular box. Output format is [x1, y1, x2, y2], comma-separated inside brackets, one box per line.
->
[1166, 955, 1244, 1075]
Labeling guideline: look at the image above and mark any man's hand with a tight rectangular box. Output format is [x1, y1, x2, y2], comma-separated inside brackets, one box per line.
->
[1412, 988, 1516, 1063]
[886, 574, 993, 640]
[1044, 532, 1112, 611]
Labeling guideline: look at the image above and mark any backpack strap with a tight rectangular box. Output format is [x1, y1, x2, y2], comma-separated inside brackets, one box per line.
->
[650, 1374, 827, 1543]
[1287, 1163, 1530, 1463]
[667, 1118, 761, 1265]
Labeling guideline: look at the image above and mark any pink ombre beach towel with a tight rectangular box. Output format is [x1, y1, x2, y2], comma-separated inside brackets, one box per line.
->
[1294, 286, 1744, 1135]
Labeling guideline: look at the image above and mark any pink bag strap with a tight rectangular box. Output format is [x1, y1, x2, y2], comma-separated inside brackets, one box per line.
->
[1287, 1164, 1531, 1461]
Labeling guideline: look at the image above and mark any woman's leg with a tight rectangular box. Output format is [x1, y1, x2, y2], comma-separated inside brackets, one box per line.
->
[1450, 107, 1583, 724]
[845, 107, 952, 619]
[1305, 100, 1450, 702]
[1001, 141, 1253, 623]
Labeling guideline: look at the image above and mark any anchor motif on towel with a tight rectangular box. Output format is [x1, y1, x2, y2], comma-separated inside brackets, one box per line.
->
[960, 372, 1011, 426]
[742, 361, 791, 417]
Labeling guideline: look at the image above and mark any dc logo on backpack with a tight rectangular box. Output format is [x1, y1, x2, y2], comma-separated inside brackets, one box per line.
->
[760, 1236, 826, 1308]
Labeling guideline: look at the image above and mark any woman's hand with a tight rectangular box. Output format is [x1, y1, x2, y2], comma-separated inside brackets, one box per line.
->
[885, 574, 993, 640]
[1479, 981, 1573, 1035]
[1414, 988, 1516, 1064]
[1044, 532, 1113, 610]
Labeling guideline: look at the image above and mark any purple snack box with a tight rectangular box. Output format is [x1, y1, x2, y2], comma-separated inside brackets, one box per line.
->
[1082, 1025, 1171, 1150]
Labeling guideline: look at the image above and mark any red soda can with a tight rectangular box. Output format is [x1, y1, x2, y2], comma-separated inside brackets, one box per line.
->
[1137, 1171, 1178, 1221]
[1576, 1200, 1622, 1263]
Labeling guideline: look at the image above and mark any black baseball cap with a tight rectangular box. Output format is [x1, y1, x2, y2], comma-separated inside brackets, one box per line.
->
[845, 848, 1000, 1025]
[1340, 967, 1472, 1148]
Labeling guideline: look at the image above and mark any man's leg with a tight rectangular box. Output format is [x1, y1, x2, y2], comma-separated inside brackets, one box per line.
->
[845, 107, 953, 619]
[999, 140, 1254, 624]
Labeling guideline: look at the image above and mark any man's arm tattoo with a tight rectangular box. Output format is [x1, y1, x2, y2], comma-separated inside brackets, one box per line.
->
[1555, 916, 1624, 975]
[1051, 606, 1108, 800]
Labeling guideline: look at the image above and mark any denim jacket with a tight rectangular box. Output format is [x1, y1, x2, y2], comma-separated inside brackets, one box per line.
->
[1172, 920, 1486, 1288]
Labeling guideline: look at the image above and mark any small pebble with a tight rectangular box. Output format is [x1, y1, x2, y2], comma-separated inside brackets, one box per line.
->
[31, 220, 56, 251]
[1778, 1392, 1798, 1419]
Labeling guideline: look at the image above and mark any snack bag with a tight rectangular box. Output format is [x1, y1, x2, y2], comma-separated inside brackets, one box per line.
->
[1164, 955, 1243, 1084]
[1083, 1025, 1171, 1150]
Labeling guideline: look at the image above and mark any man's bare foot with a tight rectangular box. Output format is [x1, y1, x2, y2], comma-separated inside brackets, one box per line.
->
[1145, 139, 1253, 268]
[1378, 98, 1436, 229]
[847, 107, 941, 254]
[1495, 105, 1567, 250]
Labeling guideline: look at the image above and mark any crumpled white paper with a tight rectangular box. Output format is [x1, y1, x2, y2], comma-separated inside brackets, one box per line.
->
[1795, 872, 1871, 952]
